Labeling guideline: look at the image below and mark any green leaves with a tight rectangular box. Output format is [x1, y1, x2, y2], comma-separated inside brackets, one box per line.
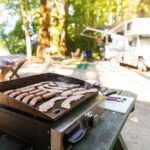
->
[0, 0, 150, 56]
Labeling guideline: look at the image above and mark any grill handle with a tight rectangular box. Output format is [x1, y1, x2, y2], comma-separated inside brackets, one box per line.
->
[68, 129, 86, 144]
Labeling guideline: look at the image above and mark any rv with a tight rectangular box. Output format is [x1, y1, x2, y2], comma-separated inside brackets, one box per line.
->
[81, 18, 150, 71]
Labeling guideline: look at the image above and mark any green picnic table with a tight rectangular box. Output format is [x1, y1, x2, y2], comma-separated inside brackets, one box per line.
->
[72, 89, 136, 150]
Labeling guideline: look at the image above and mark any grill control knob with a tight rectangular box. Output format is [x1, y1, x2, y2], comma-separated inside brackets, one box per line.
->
[88, 113, 99, 127]
[84, 112, 99, 128]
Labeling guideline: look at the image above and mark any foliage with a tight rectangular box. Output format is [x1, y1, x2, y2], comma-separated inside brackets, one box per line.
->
[4, 19, 26, 54]
[0, 0, 39, 55]
[0, 0, 150, 57]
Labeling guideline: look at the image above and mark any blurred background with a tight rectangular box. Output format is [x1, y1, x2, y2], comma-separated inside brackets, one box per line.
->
[0, 0, 150, 61]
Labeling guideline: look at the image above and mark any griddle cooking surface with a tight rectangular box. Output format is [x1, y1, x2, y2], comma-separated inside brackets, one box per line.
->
[0, 73, 98, 121]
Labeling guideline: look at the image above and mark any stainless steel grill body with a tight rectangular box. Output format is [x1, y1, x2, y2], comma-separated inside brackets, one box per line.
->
[0, 73, 104, 150]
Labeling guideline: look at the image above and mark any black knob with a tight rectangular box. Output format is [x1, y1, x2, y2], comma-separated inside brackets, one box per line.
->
[89, 113, 99, 127]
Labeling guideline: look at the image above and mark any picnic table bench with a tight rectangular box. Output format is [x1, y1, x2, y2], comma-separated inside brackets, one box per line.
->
[0, 55, 27, 81]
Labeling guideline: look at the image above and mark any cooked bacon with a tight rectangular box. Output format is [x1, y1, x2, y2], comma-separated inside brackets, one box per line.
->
[3, 90, 14, 95]
[29, 81, 49, 87]
[35, 90, 47, 96]
[73, 88, 98, 95]
[61, 88, 86, 96]
[9, 91, 21, 98]
[55, 82, 79, 88]
[21, 87, 36, 93]
[16, 93, 28, 101]
[61, 90, 73, 96]
[39, 96, 66, 112]
[29, 89, 43, 94]
[43, 84, 68, 90]
[48, 81, 56, 86]
[43, 88, 63, 94]
[37, 85, 63, 93]
[29, 96, 42, 106]
[61, 95, 84, 109]
[37, 85, 45, 90]
[71, 88, 86, 92]
[42, 93, 56, 99]
[22, 95, 35, 104]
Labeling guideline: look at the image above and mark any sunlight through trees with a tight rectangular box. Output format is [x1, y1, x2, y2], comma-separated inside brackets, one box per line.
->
[0, 0, 150, 60]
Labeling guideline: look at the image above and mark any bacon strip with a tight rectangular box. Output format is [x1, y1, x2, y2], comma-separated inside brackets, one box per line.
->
[29, 89, 43, 94]
[61, 88, 86, 96]
[61, 95, 84, 109]
[16, 93, 28, 101]
[42, 92, 56, 99]
[9, 91, 21, 98]
[73, 88, 98, 95]
[39, 96, 66, 112]
[48, 81, 56, 86]
[29, 96, 42, 106]
[35, 90, 47, 96]
[3, 90, 14, 95]
[43, 84, 68, 90]
[22, 95, 35, 104]
[20, 87, 36, 93]
[55, 81, 79, 88]
[61, 90, 73, 96]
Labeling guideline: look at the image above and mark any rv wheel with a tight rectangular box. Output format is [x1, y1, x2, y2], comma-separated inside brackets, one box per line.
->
[137, 59, 147, 72]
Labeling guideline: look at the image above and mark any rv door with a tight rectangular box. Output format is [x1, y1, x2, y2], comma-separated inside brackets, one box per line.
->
[123, 36, 139, 66]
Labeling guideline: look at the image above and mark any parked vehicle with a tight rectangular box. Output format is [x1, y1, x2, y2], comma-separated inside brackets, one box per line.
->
[81, 18, 150, 71]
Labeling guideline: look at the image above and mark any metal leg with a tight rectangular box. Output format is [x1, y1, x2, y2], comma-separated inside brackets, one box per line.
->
[113, 134, 128, 150]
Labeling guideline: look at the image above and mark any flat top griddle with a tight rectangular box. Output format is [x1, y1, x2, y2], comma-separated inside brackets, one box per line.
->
[0, 73, 99, 122]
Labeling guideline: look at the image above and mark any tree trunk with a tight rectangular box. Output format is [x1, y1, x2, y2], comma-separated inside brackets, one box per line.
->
[19, 0, 32, 62]
[59, 1, 67, 55]
[51, 0, 67, 56]
[36, 0, 51, 60]
[139, 0, 148, 17]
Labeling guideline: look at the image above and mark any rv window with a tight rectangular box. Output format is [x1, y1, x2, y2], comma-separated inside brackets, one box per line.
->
[129, 37, 137, 47]
[127, 22, 132, 30]
[140, 37, 150, 46]
[129, 41, 132, 46]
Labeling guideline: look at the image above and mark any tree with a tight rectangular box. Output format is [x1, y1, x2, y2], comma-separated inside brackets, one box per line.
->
[58, 0, 67, 55]
[36, 0, 51, 60]
[49, 0, 67, 56]
[0, 0, 37, 59]
[19, 0, 32, 62]
[1, 0, 150, 59]
[139, 0, 149, 17]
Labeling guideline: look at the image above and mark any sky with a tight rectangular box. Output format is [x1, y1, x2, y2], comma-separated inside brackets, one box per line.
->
[0, 4, 19, 34]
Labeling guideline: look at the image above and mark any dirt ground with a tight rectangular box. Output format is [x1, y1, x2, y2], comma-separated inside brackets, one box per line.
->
[122, 101, 150, 150]
[5, 60, 150, 150]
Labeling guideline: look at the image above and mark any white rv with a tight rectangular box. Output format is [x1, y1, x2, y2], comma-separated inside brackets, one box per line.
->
[81, 18, 150, 71]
